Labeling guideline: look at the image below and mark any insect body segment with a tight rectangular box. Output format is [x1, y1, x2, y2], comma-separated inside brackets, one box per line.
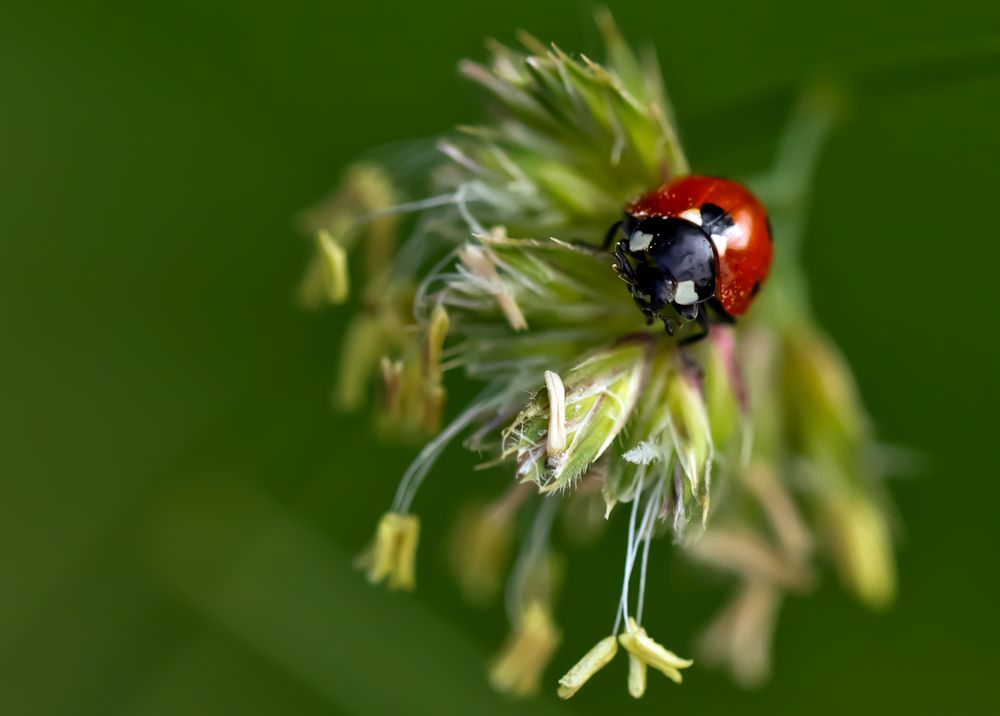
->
[610, 175, 772, 338]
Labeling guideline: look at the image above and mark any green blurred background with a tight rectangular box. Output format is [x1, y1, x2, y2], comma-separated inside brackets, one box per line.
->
[2, 1, 999, 714]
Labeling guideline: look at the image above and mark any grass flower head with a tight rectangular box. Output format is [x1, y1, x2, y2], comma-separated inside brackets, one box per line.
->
[304, 8, 899, 698]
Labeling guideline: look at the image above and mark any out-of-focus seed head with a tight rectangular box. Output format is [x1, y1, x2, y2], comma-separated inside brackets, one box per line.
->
[359, 512, 420, 591]
[488, 601, 562, 698]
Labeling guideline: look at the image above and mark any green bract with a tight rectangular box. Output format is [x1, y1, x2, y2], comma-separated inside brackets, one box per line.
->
[503, 338, 651, 493]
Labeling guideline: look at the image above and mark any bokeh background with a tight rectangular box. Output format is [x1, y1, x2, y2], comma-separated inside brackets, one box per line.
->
[3, 1, 999, 714]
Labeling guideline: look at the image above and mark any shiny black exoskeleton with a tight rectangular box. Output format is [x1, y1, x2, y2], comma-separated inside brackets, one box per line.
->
[607, 209, 728, 338]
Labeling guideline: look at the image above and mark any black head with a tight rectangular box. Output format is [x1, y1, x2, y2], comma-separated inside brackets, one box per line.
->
[612, 215, 718, 332]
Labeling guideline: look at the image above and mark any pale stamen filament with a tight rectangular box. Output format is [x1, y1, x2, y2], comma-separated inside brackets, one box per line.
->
[636, 505, 655, 625]
[504, 495, 559, 624]
[393, 383, 510, 514]
[613, 471, 643, 635]
[614, 474, 666, 633]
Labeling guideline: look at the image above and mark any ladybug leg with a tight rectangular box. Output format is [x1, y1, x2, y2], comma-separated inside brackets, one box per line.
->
[621, 267, 655, 323]
[613, 240, 637, 285]
[602, 220, 624, 251]
[562, 220, 623, 254]
[632, 292, 657, 325]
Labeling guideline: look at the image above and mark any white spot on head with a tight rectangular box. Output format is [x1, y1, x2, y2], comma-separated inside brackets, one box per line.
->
[629, 231, 654, 252]
[679, 209, 702, 225]
[674, 280, 699, 305]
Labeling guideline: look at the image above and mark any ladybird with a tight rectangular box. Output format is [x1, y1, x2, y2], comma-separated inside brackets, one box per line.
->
[607, 175, 772, 338]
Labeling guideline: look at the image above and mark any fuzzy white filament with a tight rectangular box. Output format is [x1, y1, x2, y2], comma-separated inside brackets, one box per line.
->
[456, 244, 528, 331]
[636, 510, 654, 624]
[612, 472, 643, 634]
[544, 370, 567, 456]
[614, 476, 666, 632]
[630, 482, 664, 619]
[393, 382, 512, 514]
[504, 495, 559, 624]
[392, 402, 485, 515]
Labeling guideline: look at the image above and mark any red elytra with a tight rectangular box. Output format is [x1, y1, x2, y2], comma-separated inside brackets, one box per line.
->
[627, 175, 772, 316]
